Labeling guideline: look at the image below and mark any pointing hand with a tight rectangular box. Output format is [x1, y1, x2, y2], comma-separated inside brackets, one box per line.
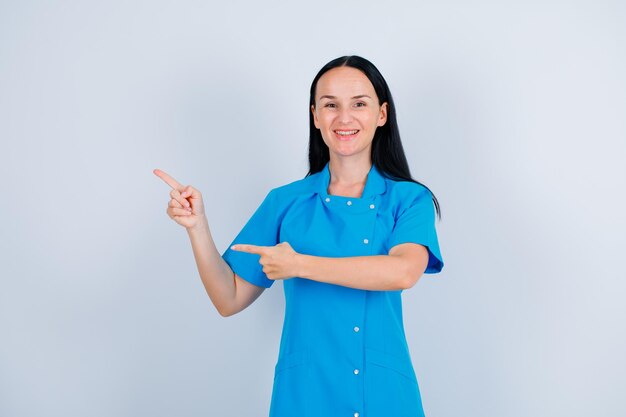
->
[153, 168, 206, 230]
[230, 242, 301, 280]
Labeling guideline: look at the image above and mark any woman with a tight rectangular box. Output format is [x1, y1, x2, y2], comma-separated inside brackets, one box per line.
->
[154, 55, 444, 417]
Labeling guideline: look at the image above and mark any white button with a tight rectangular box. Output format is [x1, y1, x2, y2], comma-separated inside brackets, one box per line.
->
[370, 204, 375, 209]
[346, 200, 352, 206]
[363, 238, 369, 244]
[354, 413, 360, 417]
[353, 369, 360, 375]
[353, 326, 360, 332]
[325, 197, 330, 202]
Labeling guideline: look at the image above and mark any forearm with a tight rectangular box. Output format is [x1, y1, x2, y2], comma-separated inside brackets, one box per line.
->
[186, 216, 237, 315]
[296, 253, 413, 291]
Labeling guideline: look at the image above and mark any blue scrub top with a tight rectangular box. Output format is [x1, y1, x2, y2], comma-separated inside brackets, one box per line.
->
[222, 161, 444, 417]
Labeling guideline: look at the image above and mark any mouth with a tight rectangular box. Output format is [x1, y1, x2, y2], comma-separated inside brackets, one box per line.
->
[333, 129, 359, 141]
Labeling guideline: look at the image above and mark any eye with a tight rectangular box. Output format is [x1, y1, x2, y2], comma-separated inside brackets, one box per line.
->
[354, 102, 366, 107]
[324, 103, 336, 108]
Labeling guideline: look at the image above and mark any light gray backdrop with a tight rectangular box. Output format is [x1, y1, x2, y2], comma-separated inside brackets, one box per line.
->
[1, 1, 624, 416]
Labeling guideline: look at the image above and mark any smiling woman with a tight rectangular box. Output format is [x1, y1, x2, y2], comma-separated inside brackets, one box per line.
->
[155, 55, 444, 417]
[311, 66, 388, 161]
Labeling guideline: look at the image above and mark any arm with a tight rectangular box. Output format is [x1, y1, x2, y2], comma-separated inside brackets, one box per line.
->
[231, 241, 429, 291]
[187, 216, 265, 317]
[297, 243, 429, 291]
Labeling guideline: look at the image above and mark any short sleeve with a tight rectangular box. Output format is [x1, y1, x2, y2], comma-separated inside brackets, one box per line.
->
[221, 189, 280, 288]
[387, 187, 444, 274]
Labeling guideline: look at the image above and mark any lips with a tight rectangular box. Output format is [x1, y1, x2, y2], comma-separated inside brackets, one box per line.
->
[334, 129, 359, 140]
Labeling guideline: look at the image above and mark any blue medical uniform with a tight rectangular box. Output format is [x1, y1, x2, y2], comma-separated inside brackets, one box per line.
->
[222, 161, 444, 417]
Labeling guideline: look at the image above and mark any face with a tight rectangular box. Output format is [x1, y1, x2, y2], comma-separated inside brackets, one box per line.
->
[311, 66, 388, 161]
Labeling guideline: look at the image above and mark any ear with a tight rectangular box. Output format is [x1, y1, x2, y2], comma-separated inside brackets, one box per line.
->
[311, 104, 320, 129]
[377, 102, 388, 127]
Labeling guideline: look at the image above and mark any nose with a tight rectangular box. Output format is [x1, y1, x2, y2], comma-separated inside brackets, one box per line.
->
[338, 107, 354, 124]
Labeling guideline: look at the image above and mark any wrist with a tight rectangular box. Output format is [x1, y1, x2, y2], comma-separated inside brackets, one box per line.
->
[187, 215, 209, 234]
[296, 253, 311, 279]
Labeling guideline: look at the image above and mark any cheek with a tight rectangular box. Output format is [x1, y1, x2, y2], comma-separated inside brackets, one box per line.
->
[317, 112, 334, 128]
[319, 130, 331, 144]
[366, 111, 381, 125]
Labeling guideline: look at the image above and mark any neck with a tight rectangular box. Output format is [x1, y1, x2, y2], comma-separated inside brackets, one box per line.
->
[328, 156, 372, 187]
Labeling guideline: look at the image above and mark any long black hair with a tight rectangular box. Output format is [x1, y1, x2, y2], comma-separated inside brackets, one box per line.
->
[306, 55, 441, 220]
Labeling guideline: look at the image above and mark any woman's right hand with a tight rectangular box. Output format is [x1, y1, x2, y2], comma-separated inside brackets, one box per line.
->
[153, 168, 206, 230]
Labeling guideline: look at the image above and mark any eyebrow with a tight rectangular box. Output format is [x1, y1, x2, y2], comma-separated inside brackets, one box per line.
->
[318, 94, 372, 101]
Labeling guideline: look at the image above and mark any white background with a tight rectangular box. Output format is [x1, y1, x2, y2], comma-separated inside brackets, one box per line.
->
[1, 1, 625, 416]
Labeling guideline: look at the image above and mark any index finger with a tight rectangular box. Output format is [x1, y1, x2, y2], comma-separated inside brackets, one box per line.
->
[230, 244, 268, 255]
[153, 168, 183, 190]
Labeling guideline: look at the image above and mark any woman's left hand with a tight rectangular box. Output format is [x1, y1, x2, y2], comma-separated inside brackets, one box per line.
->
[230, 242, 300, 280]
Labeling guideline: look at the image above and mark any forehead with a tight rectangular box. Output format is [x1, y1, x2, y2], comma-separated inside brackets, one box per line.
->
[315, 66, 376, 99]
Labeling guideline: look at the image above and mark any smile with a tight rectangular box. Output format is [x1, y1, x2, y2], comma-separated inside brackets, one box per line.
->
[334, 129, 359, 140]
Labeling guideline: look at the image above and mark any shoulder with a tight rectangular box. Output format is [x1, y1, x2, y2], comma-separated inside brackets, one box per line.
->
[383, 177, 432, 202]
[381, 178, 435, 221]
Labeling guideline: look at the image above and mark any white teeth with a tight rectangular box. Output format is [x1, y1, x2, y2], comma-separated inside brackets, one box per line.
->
[335, 130, 358, 136]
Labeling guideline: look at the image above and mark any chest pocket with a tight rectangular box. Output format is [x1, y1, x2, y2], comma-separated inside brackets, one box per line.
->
[279, 195, 379, 258]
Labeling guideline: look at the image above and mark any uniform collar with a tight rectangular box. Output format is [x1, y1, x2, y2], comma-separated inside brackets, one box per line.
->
[316, 161, 386, 198]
